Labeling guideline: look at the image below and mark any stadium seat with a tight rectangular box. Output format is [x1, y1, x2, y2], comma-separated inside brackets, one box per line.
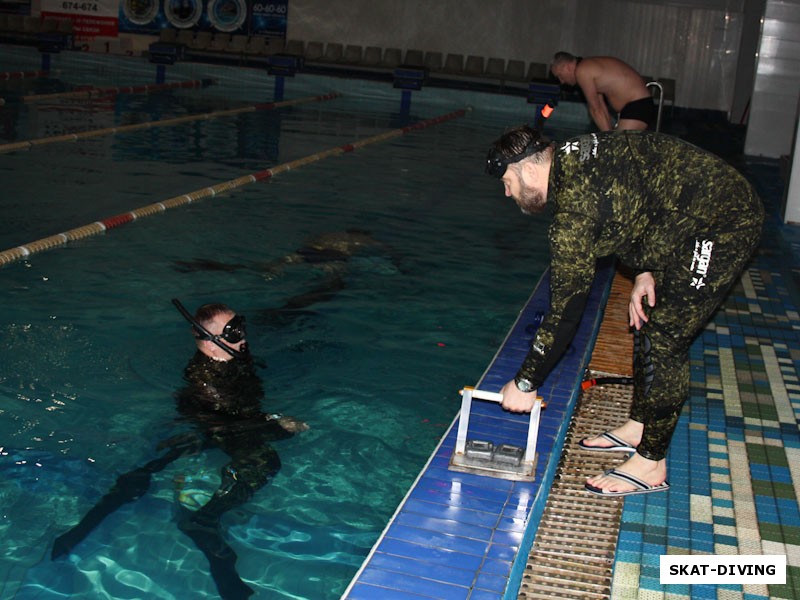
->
[464, 55, 485, 76]
[443, 53, 464, 74]
[363, 46, 382, 66]
[381, 48, 402, 68]
[424, 51, 443, 72]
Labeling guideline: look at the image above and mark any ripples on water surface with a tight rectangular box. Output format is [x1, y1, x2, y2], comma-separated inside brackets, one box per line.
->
[0, 46, 587, 599]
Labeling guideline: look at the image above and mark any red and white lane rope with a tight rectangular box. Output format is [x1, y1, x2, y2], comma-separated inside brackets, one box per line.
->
[0, 107, 468, 267]
[0, 69, 50, 80]
[0, 92, 340, 154]
[22, 77, 216, 103]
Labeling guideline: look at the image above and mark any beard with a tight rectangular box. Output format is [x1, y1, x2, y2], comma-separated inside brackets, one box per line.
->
[513, 183, 547, 215]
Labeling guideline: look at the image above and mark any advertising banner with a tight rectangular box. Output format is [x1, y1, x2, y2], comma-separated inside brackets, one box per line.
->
[41, 0, 119, 40]
[120, 0, 286, 40]
[118, 0, 167, 34]
[250, 0, 286, 38]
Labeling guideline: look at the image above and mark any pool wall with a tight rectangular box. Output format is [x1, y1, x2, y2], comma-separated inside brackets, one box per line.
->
[342, 258, 616, 599]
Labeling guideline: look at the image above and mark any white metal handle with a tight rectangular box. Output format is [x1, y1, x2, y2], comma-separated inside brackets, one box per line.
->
[460, 386, 544, 403]
[459, 387, 503, 402]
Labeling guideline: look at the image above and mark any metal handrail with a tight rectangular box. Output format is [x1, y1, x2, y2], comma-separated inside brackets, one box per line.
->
[647, 80, 664, 132]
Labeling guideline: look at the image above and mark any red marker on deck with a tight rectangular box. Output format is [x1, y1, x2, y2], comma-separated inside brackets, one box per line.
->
[535, 101, 555, 130]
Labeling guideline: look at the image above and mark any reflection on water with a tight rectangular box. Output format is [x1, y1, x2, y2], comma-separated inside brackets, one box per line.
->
[0, 46, 571, 599]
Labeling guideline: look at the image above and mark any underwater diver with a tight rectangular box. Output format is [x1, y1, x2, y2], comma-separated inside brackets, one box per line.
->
[173, 229, 400, 326]
[174, 228, 392, 276]
[51, 300, 308, 600]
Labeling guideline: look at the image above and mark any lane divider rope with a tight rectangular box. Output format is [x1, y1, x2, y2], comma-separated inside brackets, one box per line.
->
[22, 77, 216, 103]
[0, 69, 50, 80]
[0, 107, 468, 268]
[0, 92, 341, 154]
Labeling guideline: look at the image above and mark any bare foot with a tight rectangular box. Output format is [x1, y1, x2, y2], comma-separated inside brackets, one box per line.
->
[586, 453, 667, 493]
[580, 419, 643, 449]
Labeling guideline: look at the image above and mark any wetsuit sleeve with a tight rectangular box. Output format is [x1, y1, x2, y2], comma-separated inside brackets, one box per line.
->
[517, 210, 599, 388]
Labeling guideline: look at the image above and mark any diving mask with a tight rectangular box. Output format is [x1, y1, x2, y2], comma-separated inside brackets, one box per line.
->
[172, 298, 248, 359]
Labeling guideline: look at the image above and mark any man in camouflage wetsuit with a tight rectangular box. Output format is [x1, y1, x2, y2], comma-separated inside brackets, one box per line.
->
[173, 302, 308, 598]
[485, 126, 763, 496]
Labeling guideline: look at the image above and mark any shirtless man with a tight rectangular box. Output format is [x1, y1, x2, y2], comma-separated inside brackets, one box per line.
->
[550, 52, 656, 131]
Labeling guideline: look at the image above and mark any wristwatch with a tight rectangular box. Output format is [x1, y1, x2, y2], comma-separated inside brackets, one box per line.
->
[515, 377, 534, 393]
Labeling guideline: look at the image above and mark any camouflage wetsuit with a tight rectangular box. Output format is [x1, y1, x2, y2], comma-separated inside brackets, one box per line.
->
[176, 350, 293, 516]
[52, 350, 295, 598]
[516, 131, 763, 460]
[174, 351, 296, 599]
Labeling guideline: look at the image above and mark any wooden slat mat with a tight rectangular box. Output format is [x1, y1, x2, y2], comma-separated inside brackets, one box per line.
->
[518, 268, 635, 599]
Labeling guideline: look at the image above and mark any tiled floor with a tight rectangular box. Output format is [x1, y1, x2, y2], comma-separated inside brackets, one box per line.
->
[343, 122, 800, 599]
[611, 159, 800, 600]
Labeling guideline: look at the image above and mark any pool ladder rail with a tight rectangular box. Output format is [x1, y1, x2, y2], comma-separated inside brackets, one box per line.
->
[449, 386, 545, 482]
[646, 80, 665, 132]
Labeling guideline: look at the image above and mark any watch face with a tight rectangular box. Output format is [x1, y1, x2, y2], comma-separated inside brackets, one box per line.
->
[516, 378, 532, 392]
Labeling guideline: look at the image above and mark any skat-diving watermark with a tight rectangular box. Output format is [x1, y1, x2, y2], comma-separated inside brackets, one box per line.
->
[661, 554, 785, 584]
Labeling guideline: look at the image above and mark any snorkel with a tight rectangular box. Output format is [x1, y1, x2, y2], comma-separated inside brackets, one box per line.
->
[172, 298, 249, 360]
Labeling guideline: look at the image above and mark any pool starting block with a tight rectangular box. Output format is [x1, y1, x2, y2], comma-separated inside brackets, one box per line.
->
[527, 81, 561, 106]
[448, 386, 543, 482]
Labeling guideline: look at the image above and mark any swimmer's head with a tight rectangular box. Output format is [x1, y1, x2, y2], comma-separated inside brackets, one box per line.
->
[172, 299, 249, 360]
[194, 304, 246, 342]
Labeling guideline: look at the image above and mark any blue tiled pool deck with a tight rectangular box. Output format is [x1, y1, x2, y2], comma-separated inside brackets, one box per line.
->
[343, 153, 800, 599]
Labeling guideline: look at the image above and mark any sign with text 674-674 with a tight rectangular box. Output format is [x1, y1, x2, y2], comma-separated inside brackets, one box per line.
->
[41, 0, 119, 41]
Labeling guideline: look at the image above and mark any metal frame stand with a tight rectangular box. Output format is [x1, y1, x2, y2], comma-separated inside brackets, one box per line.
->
[448, 387, 542, 481]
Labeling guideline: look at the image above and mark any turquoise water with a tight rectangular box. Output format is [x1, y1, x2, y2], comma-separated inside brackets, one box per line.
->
[0, 47, 588, 599]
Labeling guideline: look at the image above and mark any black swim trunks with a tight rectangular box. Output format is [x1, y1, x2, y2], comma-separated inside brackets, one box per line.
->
[619, 96, 657, 129]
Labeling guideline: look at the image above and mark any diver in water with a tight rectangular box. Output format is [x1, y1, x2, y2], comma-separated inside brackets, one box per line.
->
[173, 229, 401, 325]
[51, 300, 308, 600]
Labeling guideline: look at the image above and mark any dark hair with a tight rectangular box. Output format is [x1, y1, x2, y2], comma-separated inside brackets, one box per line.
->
[194, 303, 234, 328]
[493, 125, 551, 163]
[486, 125, 553, 178]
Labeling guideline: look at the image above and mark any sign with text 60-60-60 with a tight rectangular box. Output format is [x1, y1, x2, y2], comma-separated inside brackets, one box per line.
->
[250, 0, 287, 38]
[41, 0, 119, 40]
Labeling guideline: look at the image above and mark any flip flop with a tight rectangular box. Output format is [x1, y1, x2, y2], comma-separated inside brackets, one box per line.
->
[578, 431, 637, 453]
[585, 468, 670, 497]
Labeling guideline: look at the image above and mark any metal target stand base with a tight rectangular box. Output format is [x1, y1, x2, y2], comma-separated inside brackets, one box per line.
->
[448, 387, 543, 482]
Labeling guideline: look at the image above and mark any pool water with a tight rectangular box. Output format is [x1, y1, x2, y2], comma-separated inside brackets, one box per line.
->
[0, 47, 587, 599]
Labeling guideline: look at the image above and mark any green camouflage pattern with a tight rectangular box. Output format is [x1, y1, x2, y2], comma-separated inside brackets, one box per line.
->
[518, 131, 763, 459]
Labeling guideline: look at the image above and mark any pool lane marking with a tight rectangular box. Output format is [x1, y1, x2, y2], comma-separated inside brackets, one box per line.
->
[0, 69, 51, 80]
[0, 92, 341, 154]
[22, 77, 216, 103]
[0, 107, 467, 267]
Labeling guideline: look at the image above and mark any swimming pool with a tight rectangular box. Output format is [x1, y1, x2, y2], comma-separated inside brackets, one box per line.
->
[0, 47, 589, 599]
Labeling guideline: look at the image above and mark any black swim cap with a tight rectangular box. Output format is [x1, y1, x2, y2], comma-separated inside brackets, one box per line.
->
[486, 128, 551, 178]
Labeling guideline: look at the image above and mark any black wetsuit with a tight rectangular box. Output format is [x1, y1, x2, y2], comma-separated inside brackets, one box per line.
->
[172, 350, 295, 599]
[176, 350, 291, 506]
[52, 350, 296, 600]
[516, 131, 763, 460]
